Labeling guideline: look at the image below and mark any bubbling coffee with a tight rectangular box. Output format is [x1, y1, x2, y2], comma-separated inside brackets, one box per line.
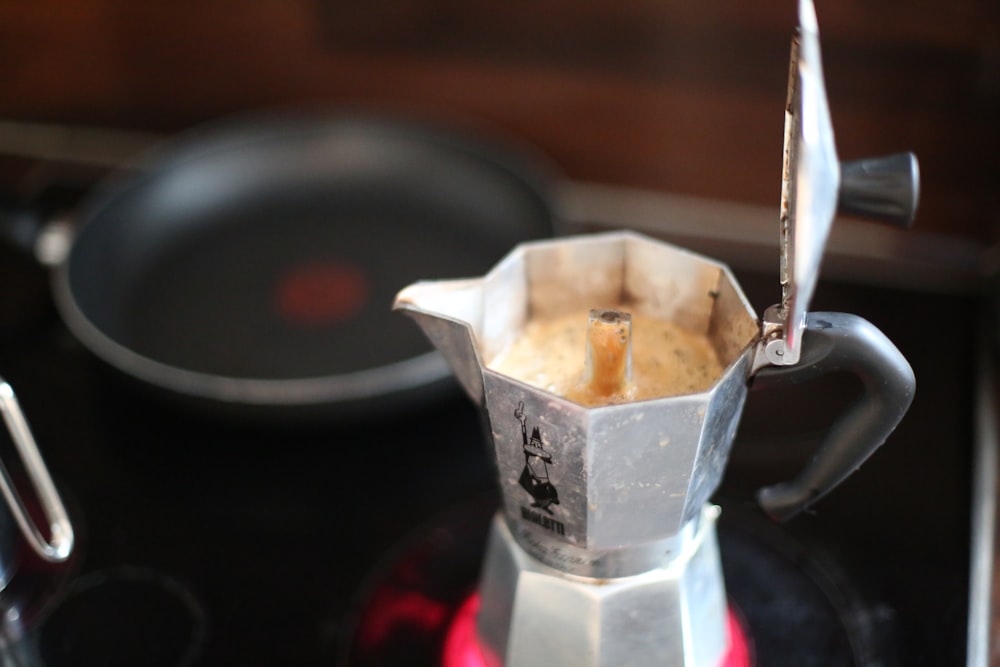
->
[488, 306, 724, 407]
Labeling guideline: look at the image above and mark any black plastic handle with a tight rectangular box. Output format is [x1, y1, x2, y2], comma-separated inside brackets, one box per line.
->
[838, 152, 920, 228]
[752, 312, 915, 521]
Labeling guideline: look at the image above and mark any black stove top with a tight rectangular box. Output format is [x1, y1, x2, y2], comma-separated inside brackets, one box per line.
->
[0, 240, 976, 666]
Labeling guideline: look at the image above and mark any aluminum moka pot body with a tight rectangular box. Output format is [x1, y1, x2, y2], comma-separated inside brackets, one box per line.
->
[395, 232, 759, 666]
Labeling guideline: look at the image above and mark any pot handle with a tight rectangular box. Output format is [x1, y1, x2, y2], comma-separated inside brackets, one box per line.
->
[0, 378, 74, 562]
[751, 312, 915, 521]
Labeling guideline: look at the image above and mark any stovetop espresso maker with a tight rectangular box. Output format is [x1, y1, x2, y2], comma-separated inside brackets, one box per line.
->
[394, 2, 920, 665]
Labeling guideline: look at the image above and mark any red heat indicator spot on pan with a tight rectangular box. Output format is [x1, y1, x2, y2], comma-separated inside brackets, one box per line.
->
[274, 262, 369, 326]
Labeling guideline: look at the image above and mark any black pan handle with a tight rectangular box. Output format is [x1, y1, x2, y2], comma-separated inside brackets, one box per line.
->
[0, 193, 45, 255]
[0, 194, 74, 267]
[751, 312, 915, 521]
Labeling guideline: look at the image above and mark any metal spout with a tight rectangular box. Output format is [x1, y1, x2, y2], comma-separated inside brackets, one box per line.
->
[393, 279, 487, 405]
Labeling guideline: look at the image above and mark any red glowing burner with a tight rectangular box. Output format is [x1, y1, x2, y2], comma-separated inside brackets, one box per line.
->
[442, 593, 751, 667]
[720, 607, 752, 667]
[441, 594, 489, 667]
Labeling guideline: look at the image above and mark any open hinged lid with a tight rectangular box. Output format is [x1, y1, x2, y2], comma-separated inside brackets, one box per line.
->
[762, 0, 920, 367]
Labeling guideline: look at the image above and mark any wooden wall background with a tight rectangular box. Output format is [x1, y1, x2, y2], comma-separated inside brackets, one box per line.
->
[0, 0, 997, 242]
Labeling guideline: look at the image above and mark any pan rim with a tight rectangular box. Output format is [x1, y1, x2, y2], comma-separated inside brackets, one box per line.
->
[51, 263, 453, 407]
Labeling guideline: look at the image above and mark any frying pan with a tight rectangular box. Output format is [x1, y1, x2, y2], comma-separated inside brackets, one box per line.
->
[2, 114, 554, 420]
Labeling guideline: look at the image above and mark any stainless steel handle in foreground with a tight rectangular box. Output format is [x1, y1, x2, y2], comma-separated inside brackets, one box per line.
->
[0, 379, 73, 562]
[751, 312, 916, 521]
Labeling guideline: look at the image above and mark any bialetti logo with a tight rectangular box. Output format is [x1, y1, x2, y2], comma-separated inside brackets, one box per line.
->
[521, 506, 565, 536]
[514, 401, 560, 514]
[513, 401, 565, 536]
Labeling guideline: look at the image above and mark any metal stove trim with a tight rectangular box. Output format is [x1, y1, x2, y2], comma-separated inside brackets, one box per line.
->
[968, 334, 997, 667]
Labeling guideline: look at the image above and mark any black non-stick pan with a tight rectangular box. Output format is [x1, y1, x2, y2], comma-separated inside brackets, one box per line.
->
[3, 114, 554, 420]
